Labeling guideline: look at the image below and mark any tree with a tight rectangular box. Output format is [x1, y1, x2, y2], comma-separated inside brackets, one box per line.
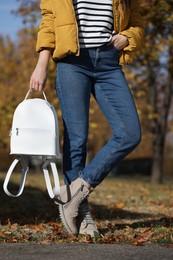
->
[1, 0, 173, 181]
[135, 0, 173, 183]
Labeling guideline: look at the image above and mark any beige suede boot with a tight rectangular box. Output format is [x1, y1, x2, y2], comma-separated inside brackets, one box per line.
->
[56, 178, 90, 235]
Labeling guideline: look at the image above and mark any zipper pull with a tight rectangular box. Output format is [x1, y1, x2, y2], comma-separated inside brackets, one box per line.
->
[16, 128, 19, 136]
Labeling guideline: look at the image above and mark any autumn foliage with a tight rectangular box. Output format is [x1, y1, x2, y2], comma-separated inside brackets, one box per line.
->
[0, 1, 173, 179]
[0, 0, 173, 246]
[0, 175, 173, 246]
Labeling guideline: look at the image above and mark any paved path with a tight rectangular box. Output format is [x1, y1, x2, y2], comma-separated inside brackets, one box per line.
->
[0, 243, 173, 260]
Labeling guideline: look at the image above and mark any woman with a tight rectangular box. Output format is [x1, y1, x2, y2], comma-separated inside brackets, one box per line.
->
[30, 0, 144, 237]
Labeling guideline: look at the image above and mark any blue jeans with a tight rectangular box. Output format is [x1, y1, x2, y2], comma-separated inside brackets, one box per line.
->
[55, 44, 141, 188]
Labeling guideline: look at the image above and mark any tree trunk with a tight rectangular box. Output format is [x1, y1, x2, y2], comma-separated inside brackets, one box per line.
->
[150, 46, 173, 183]
[151, 133, 164, 183]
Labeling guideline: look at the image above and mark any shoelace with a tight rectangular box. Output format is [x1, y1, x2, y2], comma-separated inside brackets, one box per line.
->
[80, 201, 95, 225]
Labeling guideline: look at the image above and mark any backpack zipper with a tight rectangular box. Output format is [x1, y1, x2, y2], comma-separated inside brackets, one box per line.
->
[16, 128, 19, 136]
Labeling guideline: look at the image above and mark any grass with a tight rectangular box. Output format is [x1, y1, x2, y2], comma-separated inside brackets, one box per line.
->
[0, 171, 173, 245]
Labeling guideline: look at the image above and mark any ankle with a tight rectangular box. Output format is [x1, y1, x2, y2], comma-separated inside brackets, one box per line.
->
[80, 178, 91, 190]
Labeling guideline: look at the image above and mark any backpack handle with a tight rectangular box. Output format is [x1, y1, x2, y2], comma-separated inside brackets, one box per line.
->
[42, 158, 61, 198]
[3, 156, 60, 199]
[25, 89, 47, 101]
[3, 156, 29, 197]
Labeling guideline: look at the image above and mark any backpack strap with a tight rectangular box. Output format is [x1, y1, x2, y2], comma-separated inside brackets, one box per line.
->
[42, 158, 61, 199]
[3, 155, 62, 200]
[3, 156, 29, 197]
[42, 158, 71, 204]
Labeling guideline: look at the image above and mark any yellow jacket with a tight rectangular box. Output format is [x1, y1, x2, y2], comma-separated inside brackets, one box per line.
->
[36, 0, 144, 64]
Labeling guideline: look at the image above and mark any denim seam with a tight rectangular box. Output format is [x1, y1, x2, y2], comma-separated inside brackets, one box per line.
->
[56, 74, 68, 124]
[80, 83, 126, 185]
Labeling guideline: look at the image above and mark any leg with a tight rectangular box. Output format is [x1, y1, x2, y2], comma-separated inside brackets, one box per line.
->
[55, 58, 91, 184]
[80, 47, 141, 187]
[56, 45, 141, 237]
[55, 53, 99, 236]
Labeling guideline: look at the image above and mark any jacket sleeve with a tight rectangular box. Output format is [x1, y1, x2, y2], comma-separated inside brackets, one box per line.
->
[36, 0, 55, 52]
[120, 0, 144, 52]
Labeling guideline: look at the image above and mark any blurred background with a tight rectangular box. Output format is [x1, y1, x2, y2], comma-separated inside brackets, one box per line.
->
[0, 0, 173, 184]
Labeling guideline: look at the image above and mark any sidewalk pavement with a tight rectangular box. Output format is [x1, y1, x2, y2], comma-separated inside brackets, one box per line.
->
[0, 243, 173, 260]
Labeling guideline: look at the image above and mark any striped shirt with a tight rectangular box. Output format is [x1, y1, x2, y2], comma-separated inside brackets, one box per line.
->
[73, 0, 113, 48]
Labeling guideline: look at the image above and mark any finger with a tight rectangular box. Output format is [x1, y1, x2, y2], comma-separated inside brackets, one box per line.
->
[29, 78, 34, 90]
[38, 81, 45, 92]
[31, 81, 38, 91]
[29, 77, 38, 91]
[38, 84, 44, 92]
[36, 84, 40, 92]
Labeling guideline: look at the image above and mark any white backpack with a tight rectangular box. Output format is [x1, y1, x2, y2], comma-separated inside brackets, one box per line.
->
[3, 90, 61, 199]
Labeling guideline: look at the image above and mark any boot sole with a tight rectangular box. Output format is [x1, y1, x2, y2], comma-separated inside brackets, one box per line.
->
[59, 203, 78, 235]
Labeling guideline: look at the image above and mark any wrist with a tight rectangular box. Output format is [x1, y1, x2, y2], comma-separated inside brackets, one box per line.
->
[37, 49, 51, 68]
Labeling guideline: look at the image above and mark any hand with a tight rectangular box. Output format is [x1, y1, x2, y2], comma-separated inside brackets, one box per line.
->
[29, 49, 51, 92]
[109, 34, 129, 50]
[30, 65, 47, 92]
